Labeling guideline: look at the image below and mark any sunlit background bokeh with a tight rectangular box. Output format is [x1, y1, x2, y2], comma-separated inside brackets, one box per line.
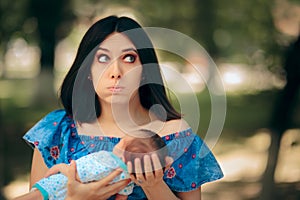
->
[1, 0, 300, 199]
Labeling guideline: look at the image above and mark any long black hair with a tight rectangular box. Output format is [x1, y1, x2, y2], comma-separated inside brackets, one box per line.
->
[60, 15, 181, 122]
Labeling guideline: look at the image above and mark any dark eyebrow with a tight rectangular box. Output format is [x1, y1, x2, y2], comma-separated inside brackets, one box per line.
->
[122, 48, 137, 53]
[97, 47, 137, 53]
[98, 47, 109, 52]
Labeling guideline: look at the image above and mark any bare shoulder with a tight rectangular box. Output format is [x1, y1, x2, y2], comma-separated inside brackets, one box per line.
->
[158, 118, 190, 137]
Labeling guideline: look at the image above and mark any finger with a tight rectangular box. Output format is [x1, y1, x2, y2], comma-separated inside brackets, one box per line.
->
[144, 155, 154, 180]
[104, 179, 130, 198]
[144, 155, 153, 173]
[100, 168, 123, 186]
[66, 160, 77, 183]
[115, 194, 128, 200]
[164, 156, 174, 172]
[151, 153, 163, 177]
[127, 161, 133, 174]
[44, 163, 69, 177]
[129, 173, 137, 182]
[134, 158, 143, 174]
[165, 156, 174, 166]
[151, 153, 162, 170]
[127, 161, 137, 181]
[134, 158, 145, 182]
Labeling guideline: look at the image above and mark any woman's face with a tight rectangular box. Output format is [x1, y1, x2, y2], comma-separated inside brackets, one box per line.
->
[90, 32, 143, 105]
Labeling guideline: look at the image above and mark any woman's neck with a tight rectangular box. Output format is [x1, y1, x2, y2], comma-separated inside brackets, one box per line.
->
[98, 100, 153, 128]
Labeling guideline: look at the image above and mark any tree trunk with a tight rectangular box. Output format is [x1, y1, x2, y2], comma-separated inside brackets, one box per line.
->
[259, 35, 300, 200]
[29, 0, 74, 70]
[259, 130, 282, 200]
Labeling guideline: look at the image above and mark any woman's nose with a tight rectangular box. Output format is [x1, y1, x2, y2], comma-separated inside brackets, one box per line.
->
[109, 60, 122, 79]
[111, 74, 121, 79]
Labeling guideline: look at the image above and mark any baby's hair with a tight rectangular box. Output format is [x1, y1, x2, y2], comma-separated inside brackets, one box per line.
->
[123, 129, 168, 174]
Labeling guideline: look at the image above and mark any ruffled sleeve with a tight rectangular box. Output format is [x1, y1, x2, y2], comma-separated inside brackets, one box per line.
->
[23, 109, 88, 168]
[163, 128, 223, 192]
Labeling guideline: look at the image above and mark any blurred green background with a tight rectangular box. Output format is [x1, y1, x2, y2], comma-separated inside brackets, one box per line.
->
[1, 0, 300, 199]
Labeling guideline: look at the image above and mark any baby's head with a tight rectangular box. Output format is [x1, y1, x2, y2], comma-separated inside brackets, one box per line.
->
[113, 129, 168, 173]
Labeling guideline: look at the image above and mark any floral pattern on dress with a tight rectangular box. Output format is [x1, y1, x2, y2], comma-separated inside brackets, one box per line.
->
[23, 109, 224, 199]
[44, 145, 62, 164]
[166, 167, 176, 179]
[50, 146, 60, 160]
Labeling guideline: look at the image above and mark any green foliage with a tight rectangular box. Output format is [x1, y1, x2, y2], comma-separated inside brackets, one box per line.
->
[0, 0, 293, 69]
[213, 0, 282, 67]
[0, 0, 31, 53]
[289, 0, 300, 4]
[100, 0, 283, 67]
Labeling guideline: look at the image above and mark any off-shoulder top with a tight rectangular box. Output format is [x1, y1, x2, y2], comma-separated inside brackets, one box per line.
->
[23, 109, 223, 199]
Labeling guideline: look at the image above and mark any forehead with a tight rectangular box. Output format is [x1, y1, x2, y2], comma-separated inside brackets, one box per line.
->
[99, 33, 136, 50]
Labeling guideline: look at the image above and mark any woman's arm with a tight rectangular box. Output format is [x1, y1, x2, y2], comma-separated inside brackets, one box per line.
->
[142, 181, 179, 200]
[13, 189, 43, 200]
[46, 160, 130, 200]
[30, 148, 48, 188]
[176, 188, 201, 200]
[143, 185, 201, 200]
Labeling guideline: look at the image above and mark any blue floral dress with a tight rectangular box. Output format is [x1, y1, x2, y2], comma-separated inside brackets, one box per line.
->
[23, 109, 223, 199]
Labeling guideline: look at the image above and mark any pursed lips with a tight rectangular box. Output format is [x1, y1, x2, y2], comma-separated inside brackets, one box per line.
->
[107, 86, 124, 93]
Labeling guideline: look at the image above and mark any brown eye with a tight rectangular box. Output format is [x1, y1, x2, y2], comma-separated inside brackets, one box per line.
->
[98, 54, 110, 63]
[123, 54, 136, 63]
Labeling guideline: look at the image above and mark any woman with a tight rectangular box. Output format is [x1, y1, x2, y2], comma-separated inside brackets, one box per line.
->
[23, 15, 223, 199]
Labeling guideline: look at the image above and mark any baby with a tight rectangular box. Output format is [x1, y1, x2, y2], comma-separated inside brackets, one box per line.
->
[15, 129, 168, 200]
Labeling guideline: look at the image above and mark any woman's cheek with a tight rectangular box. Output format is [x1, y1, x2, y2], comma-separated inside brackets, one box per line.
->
[91, 69, 106, 96]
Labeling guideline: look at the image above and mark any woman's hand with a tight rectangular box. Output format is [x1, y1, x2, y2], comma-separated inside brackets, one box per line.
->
[127, 154, 173, 188]
[128, 155, 179, 200]
[46, 161, 130, 200]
